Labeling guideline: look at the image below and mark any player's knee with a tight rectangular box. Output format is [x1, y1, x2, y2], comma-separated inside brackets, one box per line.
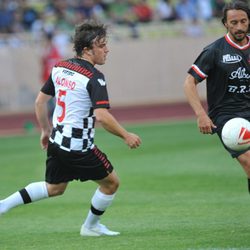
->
[48, 189, 65, 197]
[47, 184, 66, 197]
[101, 179, 120, 195]
[111, 178, 120, 193]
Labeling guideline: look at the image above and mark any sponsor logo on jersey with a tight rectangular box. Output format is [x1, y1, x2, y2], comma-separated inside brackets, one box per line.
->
[98, 79, 106, 86]
[222, 54, 242, 64]
[62, 69, 74, 76]
[229, 67, 250, 80]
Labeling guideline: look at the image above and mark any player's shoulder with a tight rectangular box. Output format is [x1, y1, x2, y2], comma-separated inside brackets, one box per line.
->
[76, 59, 105, 79]
[86, 64, 105, 81]
[55, 58, 99, 79]
[94, 67, 104, 77]
[203, 36, 225, 52]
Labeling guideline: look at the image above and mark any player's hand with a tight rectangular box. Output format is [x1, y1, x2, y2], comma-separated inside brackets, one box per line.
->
[40, 129, 51, 150]
[197, 113, 217, 134]
[124, 132, 142, 149]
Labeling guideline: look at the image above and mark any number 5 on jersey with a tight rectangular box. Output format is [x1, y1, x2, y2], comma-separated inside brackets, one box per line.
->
[57, 89, 66, 122]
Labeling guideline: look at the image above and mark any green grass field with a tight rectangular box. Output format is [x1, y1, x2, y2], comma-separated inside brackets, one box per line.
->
[1, 120, 250, 250]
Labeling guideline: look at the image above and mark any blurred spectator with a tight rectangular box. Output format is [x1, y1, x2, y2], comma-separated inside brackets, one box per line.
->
[0, 0, 14, 33]
[21, 0, 38, 30]
[41, 31, 61, 85]
[52, 0, 77, 32]
[132, 0, 153, 23]
[155, 0, 176, 22]
[31, 1, 72, 52]
[76, 0, 106, 22]
[175, 0, 197, 22]
[91, 0, 108, 22]
[108, 0, 135, 24]
[0, 0, 231, 42]
[108, 0, 139, 38]
[197, 0, 213, 21]
[40, 31, 62, 118]
[11, 6, 25, 33]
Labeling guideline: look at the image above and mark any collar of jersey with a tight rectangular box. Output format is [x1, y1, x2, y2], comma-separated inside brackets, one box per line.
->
[225, 33, 250, 50]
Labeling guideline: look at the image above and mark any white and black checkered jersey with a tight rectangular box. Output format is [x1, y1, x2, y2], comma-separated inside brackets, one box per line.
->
[41, 58, 110, 152]
[188, 33, 250, 120]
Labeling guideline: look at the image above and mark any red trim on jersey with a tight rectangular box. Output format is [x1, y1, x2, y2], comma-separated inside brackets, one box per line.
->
[191, 64, 207, 79]
[225, 34, 250, 50]
[56, 61, 93, 78]
[96, 100, 109, 105]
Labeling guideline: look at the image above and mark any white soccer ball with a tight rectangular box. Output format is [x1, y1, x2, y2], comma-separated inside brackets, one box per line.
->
[222, 117, 250, 151]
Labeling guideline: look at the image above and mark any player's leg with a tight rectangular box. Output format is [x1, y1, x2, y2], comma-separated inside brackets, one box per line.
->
[0, 138, 69, 215]
[0, 182, 48, 214]
[237, 150, 250, 193]
[46, 182, 68, 196]
[81, 170, 120, 236]
[0, 182, 68, 214]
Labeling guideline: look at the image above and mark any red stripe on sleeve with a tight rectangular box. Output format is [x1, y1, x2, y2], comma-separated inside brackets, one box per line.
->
[96, 101, 109, 105]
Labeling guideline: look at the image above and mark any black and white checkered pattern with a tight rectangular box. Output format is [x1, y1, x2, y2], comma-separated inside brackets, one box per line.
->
[50, 116, 96, 152]
[43, 58, 110, 152]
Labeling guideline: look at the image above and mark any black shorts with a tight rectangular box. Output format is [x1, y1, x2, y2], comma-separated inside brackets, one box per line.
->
[45, 142, 113, 184]
[212, 112, 250, 158]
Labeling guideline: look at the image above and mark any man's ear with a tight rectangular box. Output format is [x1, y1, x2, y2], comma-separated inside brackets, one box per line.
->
[85, 47, 93, 56]
[83, 47, 93, 57]
[88, 49, 94, 56]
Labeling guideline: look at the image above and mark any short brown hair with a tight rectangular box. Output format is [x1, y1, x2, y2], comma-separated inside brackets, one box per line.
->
[73, 20, 107, 57]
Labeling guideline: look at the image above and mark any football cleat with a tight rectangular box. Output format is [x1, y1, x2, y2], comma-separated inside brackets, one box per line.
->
[80, 223, 120, 237]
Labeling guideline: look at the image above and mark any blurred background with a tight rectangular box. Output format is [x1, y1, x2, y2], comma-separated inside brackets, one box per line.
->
[0, 0, 229, 133]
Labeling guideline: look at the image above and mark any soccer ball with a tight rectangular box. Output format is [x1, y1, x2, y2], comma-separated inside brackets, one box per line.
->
[222, 117, 250, 151]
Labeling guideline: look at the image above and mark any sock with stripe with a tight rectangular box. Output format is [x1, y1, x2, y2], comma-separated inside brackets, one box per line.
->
[0, 181, 48, 214]
[83, 188, 116, 228]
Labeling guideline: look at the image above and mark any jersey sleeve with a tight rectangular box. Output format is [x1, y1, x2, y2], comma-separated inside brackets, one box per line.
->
[188, 46, 215, 82]
[87, 73, 110, 109]
[40, 75, 55, 97]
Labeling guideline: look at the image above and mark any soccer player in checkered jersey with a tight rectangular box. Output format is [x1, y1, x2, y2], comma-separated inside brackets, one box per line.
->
[0, 20, 141, 236]
[184, 1, 250, 192]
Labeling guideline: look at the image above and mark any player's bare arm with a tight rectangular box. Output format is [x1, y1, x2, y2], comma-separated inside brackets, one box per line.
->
[184, 74, 216, 134]
[35, 91, 52, 150]
[94, 108, 141, 149]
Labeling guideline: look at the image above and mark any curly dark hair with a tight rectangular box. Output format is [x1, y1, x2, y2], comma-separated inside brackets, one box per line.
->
[73, 20, 107, 57]
[221, 0, 250, 28]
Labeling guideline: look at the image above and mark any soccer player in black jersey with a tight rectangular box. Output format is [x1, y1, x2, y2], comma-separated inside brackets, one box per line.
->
[0, 20, 141, 236]
[184, 1, 250, 192]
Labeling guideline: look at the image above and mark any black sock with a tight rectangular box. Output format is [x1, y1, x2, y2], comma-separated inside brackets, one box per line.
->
[91, 204, 104, 216]
[19, 188, 32, 204]
[248, 179, 250, 194]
